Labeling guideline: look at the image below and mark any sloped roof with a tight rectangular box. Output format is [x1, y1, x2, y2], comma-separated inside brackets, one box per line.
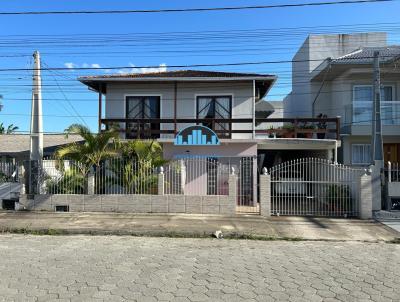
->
[311, 45, 400, 81]
[0, 134, 83, 155]
[332, 45, 400, 64]
[79, 69, 275, 80]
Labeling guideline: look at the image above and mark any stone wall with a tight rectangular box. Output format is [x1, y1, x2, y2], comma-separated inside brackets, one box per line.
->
[18, 194, 235, 215]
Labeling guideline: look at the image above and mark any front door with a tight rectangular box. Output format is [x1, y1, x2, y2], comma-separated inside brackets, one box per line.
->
[383, 144, 399, 164]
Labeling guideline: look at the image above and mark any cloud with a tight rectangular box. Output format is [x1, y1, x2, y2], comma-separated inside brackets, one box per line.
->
[64, 62, 77, 69]
[64, 62, 166, 74]
[63, 62, 101, 70]
[117, 63, 167, 74]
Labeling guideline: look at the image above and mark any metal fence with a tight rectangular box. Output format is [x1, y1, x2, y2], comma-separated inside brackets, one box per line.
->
[163, 156, 257, 213]
[32, 157, 256, 200]
[387, 161, 400, 182]
[0, 161, 19, 183]
[37, 158, 158, 195]
[163, 157, 230, 196]
[269, 158, 363, 217]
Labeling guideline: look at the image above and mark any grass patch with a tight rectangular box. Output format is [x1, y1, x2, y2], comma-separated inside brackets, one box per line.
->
[387, 238, 400, 244]
[0, 228, 66, 236]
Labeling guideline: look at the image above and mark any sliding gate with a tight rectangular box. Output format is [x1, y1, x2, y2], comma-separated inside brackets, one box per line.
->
[270, 158, 363, 217]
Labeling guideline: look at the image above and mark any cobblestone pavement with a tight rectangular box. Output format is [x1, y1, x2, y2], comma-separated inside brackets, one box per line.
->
[0, 235, 399, 302]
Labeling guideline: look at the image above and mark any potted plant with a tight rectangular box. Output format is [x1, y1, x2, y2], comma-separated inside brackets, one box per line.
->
[325, 184, 353, 216]
[297, 123, 316, 139]
[316, 113, 327, 139]
[280, 124, 295, 138]
[268, 126, 276, 138]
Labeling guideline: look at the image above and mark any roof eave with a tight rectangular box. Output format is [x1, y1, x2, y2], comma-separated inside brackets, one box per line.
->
[79, 75, 277, 82]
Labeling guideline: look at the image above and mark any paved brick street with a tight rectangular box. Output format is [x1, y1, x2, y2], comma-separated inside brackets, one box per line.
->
[0, 235, 399, 302]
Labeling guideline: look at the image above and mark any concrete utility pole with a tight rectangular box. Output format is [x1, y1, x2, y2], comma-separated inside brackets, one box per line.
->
[371, 51, 384, 164]
[371, 51, 384, 211]
[29, 51, 43, 161]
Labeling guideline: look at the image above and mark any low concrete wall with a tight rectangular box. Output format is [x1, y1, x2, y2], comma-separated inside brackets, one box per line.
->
[18, 194, 235, 215]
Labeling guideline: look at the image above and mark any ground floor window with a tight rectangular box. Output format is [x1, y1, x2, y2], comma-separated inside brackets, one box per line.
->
[351, 144, 371, 164]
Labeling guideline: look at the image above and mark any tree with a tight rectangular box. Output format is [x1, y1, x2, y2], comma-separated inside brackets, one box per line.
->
[105, 140, 167, 194]
[0, 122, 19, 134]
[55, 124, 119, 176]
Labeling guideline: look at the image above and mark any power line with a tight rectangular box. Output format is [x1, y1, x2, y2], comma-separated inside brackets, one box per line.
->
[0, 0, 394, 16]
[0, 54, 397, 72]
[42, 62, 89, 127]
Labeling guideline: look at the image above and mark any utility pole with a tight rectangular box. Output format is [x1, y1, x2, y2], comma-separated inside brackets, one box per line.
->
[371, 51, 384, 164]
[28, 51, 43, 195]
[30, 50, 43, 161]
[371, 50, 384, 211]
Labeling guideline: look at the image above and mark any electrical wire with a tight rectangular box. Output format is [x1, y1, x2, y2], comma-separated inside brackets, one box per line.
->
[0, 0, 393, 15]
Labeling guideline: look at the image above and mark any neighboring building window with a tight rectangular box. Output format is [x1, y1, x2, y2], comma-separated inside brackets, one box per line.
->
[125, 96, 160, 139]
[352, 144, 371, 164]
[353, 85, 394, 125]
[196, 96, 232, 138]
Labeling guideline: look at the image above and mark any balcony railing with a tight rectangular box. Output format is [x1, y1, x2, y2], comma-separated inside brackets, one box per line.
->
[348, 101, 400, 125]
[101, 117, 340, 140]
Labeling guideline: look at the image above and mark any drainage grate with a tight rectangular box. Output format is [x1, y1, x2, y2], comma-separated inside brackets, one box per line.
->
[55, 205, 69, 212]
[2, 199, 16, 210]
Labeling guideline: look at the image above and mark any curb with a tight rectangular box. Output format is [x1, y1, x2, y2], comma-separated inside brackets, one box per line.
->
[1, 227, 399, 244]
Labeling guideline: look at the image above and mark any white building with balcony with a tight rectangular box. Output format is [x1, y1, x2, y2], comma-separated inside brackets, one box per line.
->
[284, 32, 400, 165]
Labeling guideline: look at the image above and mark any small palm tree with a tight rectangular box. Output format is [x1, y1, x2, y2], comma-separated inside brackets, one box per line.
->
[106, 140, 167, 194]
[55, 124, 119, 177]
[0, 123, 19, 134]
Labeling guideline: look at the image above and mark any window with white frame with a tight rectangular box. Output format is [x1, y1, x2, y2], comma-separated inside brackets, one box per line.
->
[353, 85, 394, 125]
[351, 144, 371, 164]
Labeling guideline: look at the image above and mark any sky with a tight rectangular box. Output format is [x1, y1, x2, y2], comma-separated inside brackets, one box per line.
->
[0, 0, 399, 133]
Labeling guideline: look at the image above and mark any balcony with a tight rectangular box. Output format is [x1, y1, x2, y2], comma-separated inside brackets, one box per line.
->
[344, 101, 400, 135]
[101, 117, 340, 140]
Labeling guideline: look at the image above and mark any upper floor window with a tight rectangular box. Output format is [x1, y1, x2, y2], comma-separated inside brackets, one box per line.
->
[196, 96, 232, 138]
[125, 96, 160, 139]
[353, 85, 395, 125]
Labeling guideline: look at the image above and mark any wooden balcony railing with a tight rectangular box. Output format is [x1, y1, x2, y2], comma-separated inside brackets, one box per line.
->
[101, 117, 340, 140]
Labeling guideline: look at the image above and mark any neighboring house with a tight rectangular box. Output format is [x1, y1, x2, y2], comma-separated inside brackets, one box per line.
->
[0, 134, 83, 163]
[255, 100, 284, 136]
[285, 32, 400, 165]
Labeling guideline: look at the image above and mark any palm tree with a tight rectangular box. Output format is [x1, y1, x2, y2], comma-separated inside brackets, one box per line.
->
[55, 124, 119, 176]
[0, 123, 19, 134]
[106, 140, 167, 194]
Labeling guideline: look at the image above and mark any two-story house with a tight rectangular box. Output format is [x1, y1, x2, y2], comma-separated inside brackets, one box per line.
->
[79, 70, 341, 211]
[285, 32, 400, 166]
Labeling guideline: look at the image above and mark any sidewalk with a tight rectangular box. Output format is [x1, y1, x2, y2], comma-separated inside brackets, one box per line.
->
[0, 211, 398, 241]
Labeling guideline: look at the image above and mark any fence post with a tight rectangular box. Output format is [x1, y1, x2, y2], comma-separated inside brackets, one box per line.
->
[228, 167, 237, 213]
[158, 167, 165, 195]
[260, 167, 271, 217]
[87, 168, 95, 195]
[359, 168, 373, 219]
[388, 161, 391, 183]
[18, 164, 26, 195]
